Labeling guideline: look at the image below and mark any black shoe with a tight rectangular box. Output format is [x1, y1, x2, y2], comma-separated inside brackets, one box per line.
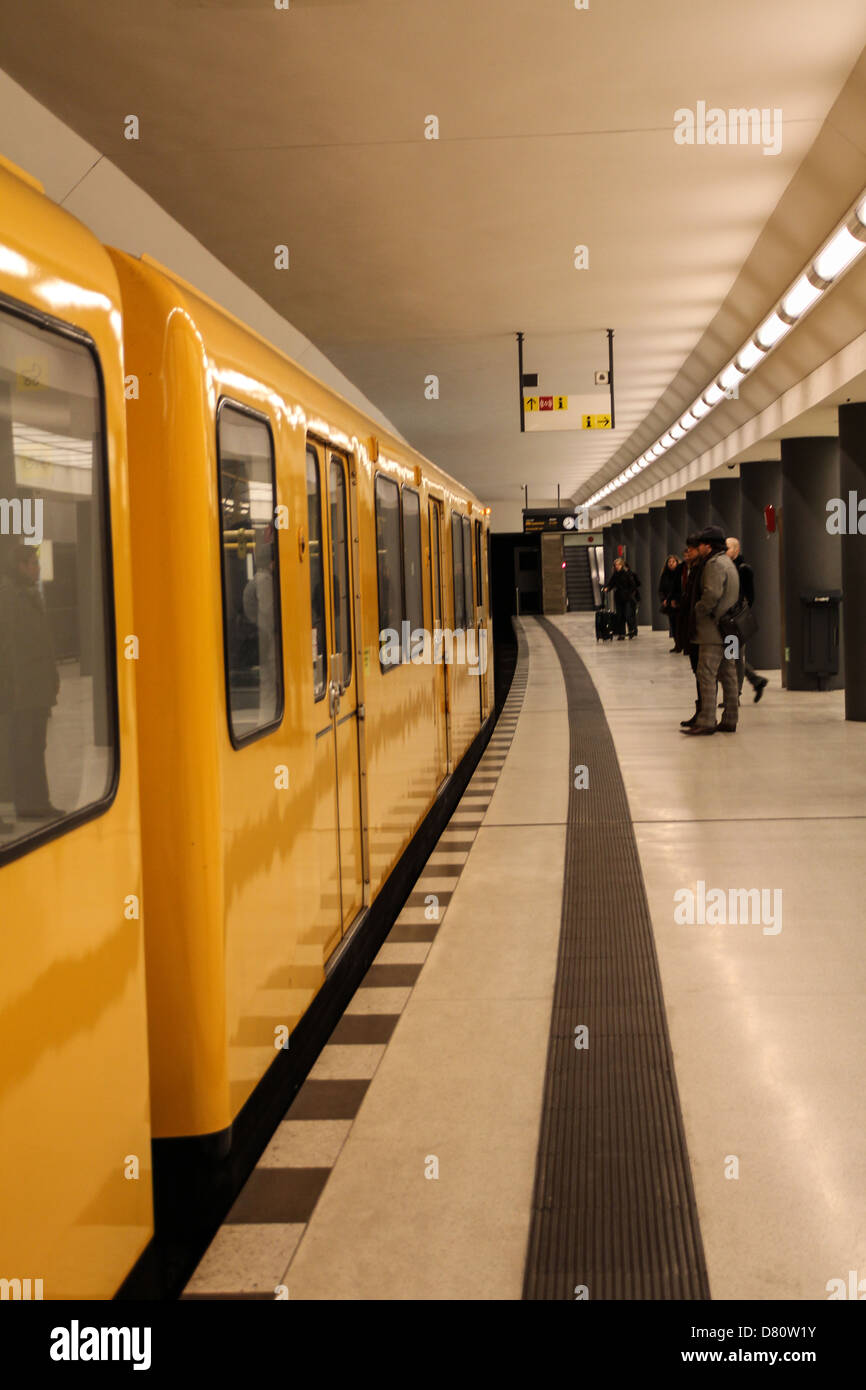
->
[717, 722, 737, 733]
[670, 646, 681, 653]
[681, 723, 717, 735]
[680, 714, 698, 727]
[628, 632, 636, 639]
[753, 678, 768, 703]
[617, 635, 625, 641]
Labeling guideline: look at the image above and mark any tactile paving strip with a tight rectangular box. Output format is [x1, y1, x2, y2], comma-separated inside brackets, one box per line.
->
[522, 618, 710, 1301]
[183, 634, 529, 1298]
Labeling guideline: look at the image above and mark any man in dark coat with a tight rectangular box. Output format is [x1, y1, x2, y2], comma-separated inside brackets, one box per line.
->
[726, 537, 768, 702]
[678, 535, 703, 727]
[1, 546, 61, 819]
[659, 554, 683, 651]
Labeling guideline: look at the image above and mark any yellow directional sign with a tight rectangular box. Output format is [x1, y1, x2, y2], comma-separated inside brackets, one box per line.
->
[524, 396, 539, 411]
[581, 413, 612, 429]
[553, 396, 568, 410]
[524, 395, 568, 411]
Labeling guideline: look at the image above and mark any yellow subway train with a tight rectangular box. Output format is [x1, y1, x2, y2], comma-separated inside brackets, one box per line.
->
[0, 154, 493, 1299]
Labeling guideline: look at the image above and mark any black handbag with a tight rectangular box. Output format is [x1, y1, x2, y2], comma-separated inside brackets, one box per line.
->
[719, 595, 758, 644]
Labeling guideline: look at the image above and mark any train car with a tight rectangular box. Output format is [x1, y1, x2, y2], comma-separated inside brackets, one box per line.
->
[106, 250, 493, 1260]
[0, 157, 152, 1298]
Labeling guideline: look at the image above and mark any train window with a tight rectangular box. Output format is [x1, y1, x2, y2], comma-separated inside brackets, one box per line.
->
[0, 303, 117, 861]
[429, 502, 442, 628]
[216, 403, 283, 744]
[451, 512, 465, 630]
[401, 487, 423, 638]
[306, 446, 327, 700]
[375, 474, 402, 668]
[475, 520, 483, 607]
[329, 456, 352, 689]
[462, 516, 474, 625]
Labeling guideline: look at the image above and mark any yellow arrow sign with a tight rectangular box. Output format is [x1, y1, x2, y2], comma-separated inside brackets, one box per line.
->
[581, 413, 612, 429]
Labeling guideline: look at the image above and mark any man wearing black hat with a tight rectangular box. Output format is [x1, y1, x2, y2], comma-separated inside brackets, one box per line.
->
[682, 525, 740, 736]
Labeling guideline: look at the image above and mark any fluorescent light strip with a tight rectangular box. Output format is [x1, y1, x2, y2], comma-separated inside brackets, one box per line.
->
[583, 185, 866, 511]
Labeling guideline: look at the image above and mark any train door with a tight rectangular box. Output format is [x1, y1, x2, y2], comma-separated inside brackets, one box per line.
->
[474, 519, 488, 722]
[461, 516, 480, 728]
[429, 498, 450, 779]
[307, 442, 365, 952]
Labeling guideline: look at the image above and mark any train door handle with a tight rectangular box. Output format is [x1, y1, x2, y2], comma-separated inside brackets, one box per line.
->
[328, 680, 340, 719]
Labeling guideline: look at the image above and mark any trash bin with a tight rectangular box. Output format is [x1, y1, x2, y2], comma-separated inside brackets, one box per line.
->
[800, 589, 842, 689]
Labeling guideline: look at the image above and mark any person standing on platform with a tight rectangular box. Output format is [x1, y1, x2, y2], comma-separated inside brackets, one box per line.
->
[1, 545, 61, 817]
[678, 535, 704, 728]
[681, 526, 739, 736]
[603, 557, 639, 640]
[659, 554, 683, 651]
[725, 537, 768, 703]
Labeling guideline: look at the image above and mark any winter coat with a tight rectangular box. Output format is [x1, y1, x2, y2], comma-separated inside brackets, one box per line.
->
[606, 567, 639, 604]
[0, 576, 59, 711]
[692, 550, 739, 644]
[677, 559, 701, 651]
[733, 554, 755, 607]
[659, 563, 683, 606]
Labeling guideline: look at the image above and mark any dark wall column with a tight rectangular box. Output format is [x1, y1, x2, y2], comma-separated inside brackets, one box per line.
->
[632, 512, 651, 625]
[839, 403, 866, 720]
[740, 459, 782, 671]
[649, 507, 667, 630]
[666, 499, 687, 559]
[780, 437, 843, 691]
[685, 488, 710, 538]
[621, 517, 635, 568]
[709, 477, 742, 538]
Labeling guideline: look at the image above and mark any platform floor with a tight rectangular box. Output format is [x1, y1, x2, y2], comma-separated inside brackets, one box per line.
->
[184, 615, 866, 1300]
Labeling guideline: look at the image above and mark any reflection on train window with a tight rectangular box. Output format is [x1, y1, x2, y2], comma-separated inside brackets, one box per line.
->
[306, 447, 327, 699]
[0, 306, 116, 856]
[329, 456, 352, 689]
[462, 515, 474, 626]
[451, 512, 465, 630]
[217, 404, 282, 743]
[402, 486, 423, 637]
[375, 474, 402, 667]
[475, 520, 483, 607]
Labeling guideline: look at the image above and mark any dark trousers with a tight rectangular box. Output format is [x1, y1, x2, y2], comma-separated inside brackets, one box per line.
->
[687, 644, 701, 708]
[11, 707, 51, 814]
[664, 607, 678, 640]
[617, 597, 637, 636]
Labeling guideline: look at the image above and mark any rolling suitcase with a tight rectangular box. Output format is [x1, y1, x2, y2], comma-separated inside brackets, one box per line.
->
[595, 590, 617, 641]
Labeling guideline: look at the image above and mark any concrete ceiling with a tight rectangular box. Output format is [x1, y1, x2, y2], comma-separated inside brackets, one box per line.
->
[2, 0, 866, 511]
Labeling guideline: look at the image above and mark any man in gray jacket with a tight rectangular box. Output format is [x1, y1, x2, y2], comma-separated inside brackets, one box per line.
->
[682, 525, 740, 736]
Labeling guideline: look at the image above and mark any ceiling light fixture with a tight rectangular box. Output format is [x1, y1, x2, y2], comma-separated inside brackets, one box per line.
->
[583, 184, 866, 519]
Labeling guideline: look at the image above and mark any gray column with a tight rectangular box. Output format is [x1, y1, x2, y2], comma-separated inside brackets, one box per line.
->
[740, 459, 782, 671]
[710, 477, 742, 538]
[649, 507, 668, 630]
[621, 517, 635, 567]
[839, 403, 866, 720]
[685, 488, 710, 537]
[666, 499, 687, 559]
[632, 513, 651, 625]
[780, 437, 843, 691]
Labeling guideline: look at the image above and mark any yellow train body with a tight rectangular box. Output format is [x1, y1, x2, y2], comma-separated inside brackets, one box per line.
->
[0, 155, 491, 1297]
